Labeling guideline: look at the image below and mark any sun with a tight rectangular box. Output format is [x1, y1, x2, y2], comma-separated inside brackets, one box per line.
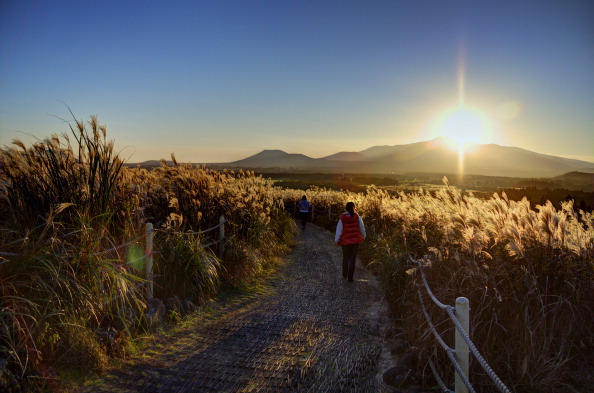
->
[434, 106, 491, 150]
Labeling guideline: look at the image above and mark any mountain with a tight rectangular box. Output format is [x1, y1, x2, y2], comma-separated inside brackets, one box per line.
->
[230, 149, 316, 168]
[552, 171, 594, 190]
[223, 138, 594, 178]
[322, 151, 367, 161]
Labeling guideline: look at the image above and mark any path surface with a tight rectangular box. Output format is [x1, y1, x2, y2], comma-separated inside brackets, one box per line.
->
[86, 224, 391, 392]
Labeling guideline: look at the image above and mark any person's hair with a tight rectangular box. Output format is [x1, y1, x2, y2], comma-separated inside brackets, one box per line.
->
[345, 202, 355, 215]
[301, 195, 307, 200]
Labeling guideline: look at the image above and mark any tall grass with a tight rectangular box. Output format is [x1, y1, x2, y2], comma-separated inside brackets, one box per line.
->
[1, 116, 124, 225]
[123, 160, 296, 283]
[277, 180, 593, 392]
[0, 117, 145, 390]
[0, 117, 296, 390]
[4, 114, 589, 391]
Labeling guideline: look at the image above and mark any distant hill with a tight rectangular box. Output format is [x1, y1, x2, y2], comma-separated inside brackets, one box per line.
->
[220, 138, 594, 178]
[124, 159, 172, 168]
[550, 171, 594, 190]
[554, 171, 594, 182]
[126, 138, 594, 179]
[231, 150, 317, 168]
[321, 151, 367, 161]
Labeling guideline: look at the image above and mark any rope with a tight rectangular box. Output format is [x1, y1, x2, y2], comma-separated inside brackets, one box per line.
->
[428, 357, 454, 393]
[446, 348, 476, 393]
[413, 255, 512, 393]
[444, 307, 512, 393]
[148, 220, 226, 251]
[93, 232, 146, 256]
[180, 219, 227, 236]
[202, 238, 224, 248]
[417, 289, 453, 354]
[411, 255, 449, 309]
[417, 289, 476, 393]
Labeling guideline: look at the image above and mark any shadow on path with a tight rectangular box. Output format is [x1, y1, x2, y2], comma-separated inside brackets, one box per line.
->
[85, 224, 389, 393]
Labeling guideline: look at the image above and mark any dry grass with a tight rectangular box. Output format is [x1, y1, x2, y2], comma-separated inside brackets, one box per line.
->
[277, 179, 593, 392]
[2, 115, 590, 392]
[0, 117, 296, 390]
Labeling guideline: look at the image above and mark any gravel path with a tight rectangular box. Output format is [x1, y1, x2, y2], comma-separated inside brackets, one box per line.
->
[85, 224, 390, 392]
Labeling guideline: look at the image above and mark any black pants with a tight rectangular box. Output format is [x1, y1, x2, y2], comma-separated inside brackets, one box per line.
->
[299, 211, 308, 228]
[341, 243, 359, 282]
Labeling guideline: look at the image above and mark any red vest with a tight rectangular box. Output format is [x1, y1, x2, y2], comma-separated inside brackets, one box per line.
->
[338, 213, 364, 245]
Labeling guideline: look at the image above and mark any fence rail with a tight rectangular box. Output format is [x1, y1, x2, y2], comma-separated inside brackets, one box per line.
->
[144, 216, 226, 299]
[286, 202, 344, 223]
[412, 255, 511, 393]
[1, 216, 226, 305]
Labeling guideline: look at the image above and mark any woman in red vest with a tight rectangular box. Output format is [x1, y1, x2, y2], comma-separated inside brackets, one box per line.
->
[335, 202, 366, 282]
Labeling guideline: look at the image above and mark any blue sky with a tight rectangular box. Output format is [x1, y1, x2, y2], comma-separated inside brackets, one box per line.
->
[1, 0, 593, 163]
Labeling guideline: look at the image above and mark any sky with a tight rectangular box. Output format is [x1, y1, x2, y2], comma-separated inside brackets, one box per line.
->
[1, 0, 593, 164]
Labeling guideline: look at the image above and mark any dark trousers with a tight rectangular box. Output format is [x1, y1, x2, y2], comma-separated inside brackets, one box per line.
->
[299, 211, 308, 228]
[341, 244, 359, 281]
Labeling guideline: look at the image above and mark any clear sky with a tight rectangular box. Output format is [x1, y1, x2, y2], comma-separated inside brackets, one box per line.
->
[1, 0, 593, 163]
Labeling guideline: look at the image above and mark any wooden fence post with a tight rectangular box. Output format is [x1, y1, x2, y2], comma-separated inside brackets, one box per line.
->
[455, 297, 470, 393]
[218, 215, 225, 258]
[311, 204, 314, 222]
[145, 223, 154, 300]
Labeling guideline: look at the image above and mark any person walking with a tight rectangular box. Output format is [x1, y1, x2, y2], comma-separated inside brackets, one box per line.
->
[298, 195, 310, 230]
[335, 202, 366, 282]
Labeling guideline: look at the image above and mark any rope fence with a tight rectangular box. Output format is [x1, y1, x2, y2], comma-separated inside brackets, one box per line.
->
[411, 255, 512, 393]
[144, 217, 226, 298]
[0, 216, 228, 302]
[285, 201, 344, 224]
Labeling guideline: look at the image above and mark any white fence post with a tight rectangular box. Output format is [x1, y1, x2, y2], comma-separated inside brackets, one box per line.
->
[145, 223, 154, 300]
[455, 297, 470, 393]
[218, 215, 225, 258]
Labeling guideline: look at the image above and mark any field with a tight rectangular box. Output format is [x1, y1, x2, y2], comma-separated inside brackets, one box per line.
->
[258, 171, 594, 212]
[1, 119, 593, 392]
[276, 182, 593, 392]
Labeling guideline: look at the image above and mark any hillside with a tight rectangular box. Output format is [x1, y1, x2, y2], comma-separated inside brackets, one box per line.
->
[230, 149, 316, 168]
[220, 138, 594, 178]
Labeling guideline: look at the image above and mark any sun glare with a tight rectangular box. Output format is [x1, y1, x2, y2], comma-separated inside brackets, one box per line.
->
[431, 104, 493, 178]
[435, 106, 490, 150]
[434, 107, 490, 150]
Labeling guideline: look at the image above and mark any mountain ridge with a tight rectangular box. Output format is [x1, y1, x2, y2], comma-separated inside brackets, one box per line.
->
[224, 138, 594, 178]
[129, 138, 594, 178]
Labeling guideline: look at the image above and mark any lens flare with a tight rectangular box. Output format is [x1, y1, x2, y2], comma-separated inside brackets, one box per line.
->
[126, 243, 146, 272]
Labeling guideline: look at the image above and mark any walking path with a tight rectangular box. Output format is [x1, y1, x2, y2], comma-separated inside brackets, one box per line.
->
[84, 224, 392, 392]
